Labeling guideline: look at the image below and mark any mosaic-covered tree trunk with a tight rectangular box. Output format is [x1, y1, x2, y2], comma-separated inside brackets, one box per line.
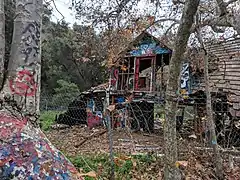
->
[0, 1, 82, 179]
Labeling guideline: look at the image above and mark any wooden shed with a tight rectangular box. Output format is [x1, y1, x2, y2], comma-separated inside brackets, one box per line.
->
[109, 31, 173, 100]
[206, 37, 240, 117]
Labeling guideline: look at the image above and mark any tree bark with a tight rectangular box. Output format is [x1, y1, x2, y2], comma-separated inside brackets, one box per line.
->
[0, 0, 4, 87]
[1, 0, 42, 125]
[196, 28, 224, 180]
[0, 1, 84, 179]
[163, 0, 200, 179]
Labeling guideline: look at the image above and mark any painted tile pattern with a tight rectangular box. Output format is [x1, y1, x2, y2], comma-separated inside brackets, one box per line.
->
[0, 114, 83, 180]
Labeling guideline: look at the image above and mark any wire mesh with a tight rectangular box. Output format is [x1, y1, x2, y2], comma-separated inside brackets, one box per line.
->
[40, 91, 240, 148]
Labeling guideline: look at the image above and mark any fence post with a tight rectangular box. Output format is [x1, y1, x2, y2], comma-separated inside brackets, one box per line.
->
[106, 109, 115, 180]
[105, 71, 115, 179]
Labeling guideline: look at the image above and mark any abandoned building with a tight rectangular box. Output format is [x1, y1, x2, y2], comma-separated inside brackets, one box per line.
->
[56, 32, 240, 146]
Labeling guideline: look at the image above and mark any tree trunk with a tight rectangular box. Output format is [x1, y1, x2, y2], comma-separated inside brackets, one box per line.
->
[196, 28, 224, 179]
[0, 0, 4, 87]
[1, 0, 42, 125]
[203, 52, 223, 179]
[164, 0, 200, 179]
[0, 1, 83, 179]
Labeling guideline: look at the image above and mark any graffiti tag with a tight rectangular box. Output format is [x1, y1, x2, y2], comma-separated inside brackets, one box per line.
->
[180, 62, 190, 95]
[110, 68, 119, 90]
[21, 21, 41, 62]
[9, 68, 37, 96]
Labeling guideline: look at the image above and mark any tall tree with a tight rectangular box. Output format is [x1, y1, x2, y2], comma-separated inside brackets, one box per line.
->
[1, 0, 43, 123]
[163, 0, 200, 179]
[0, 1, 83, 179]
[196, 28, 223, 179]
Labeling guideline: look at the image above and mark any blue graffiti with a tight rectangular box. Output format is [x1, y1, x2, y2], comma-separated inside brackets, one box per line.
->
[130, 43, 171, 56]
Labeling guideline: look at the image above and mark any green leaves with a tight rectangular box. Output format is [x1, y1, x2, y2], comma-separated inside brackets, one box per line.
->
[41, 20, 107, 95]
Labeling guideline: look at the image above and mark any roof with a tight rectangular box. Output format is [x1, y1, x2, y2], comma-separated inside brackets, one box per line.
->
[112, 31, 172, 65]
[82, 82, 108, 94]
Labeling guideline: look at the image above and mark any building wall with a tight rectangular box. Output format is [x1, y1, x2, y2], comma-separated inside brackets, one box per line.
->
[206, 38, 240, 117]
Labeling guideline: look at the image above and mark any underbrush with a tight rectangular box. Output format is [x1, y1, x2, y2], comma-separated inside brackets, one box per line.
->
[69, 153, 163, 180]
[40, 111, 62, 131]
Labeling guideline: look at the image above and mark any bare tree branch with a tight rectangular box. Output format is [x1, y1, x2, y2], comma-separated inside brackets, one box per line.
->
[214, 0, 240, 34]
[44, 0, 65, 21]
[216, 0, 228, 16]
[226, 0, 239, 6]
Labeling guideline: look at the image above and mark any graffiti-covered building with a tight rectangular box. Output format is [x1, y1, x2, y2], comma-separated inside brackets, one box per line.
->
[57, 32, 240, 145]
[57, 32, 195, 131]
[106, 31, 192, 132]
[109, 31, 172, 98]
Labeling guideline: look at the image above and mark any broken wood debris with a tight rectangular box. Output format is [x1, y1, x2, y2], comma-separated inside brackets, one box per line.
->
[74, 129, 107, 148]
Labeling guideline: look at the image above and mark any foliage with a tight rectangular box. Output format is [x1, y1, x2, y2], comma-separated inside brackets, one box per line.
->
[69, 153, 160, 180]
[41, 12, 108, 95]
[50, 80, 80, 108]
[39, 111, 59, 131]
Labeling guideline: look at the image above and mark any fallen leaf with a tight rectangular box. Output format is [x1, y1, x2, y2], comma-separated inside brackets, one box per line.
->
[195, 161, 203, 171]
[157, 170, 163, 180]
[132, 159, 137, 170]
[79, 171, 97, 178]
[176, 161, 188, 167]
[119, 154, 131, 161]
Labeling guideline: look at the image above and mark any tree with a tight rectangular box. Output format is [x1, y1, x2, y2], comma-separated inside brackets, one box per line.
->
[51, 79, 80, 108]
[0, 1, 83, 179]
[163, 1, 200, 179]
[1, 0, 43, 122]
[41, 20, 107, 95]
[196, 29, 223, 179]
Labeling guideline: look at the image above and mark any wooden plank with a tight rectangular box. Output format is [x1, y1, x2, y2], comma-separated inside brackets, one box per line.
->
[218, 61, 240, 66]
[206, 39, 240, 48]
[209, 80, 240, 87]
[210, 75, 240, 81]
[209, 47, 240, 53]
[228, 94, 240, 103]
[230, 81, 240, 86]
[209, 71, 240, 77]
[218, 67, 240, 72]
[214, 84, 240, 91]
[210, 46, 240, 51]
[210, 50, 240, 55]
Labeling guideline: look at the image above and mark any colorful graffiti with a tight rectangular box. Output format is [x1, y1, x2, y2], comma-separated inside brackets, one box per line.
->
[0, 114, 83, 179]
[110, 68, 119, 90]
[9, 67, 37, 96]
[130, 43, 171, 56]
[21, 21, 41, 63]
[86, 98, 103, 129]
[180, 62, 190, 96]
[87, 111, 102, 129]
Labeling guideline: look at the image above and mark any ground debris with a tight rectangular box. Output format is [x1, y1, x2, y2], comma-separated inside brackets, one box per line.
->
[45, 126, 240, 179]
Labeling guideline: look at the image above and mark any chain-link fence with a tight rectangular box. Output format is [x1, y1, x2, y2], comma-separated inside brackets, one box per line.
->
[40, 90, 240, 148]
[40, 90, 240, 179]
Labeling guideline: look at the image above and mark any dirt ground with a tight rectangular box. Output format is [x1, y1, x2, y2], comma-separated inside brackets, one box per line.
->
[45, 125, 166, 156]
[45, 125, 240, 179]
